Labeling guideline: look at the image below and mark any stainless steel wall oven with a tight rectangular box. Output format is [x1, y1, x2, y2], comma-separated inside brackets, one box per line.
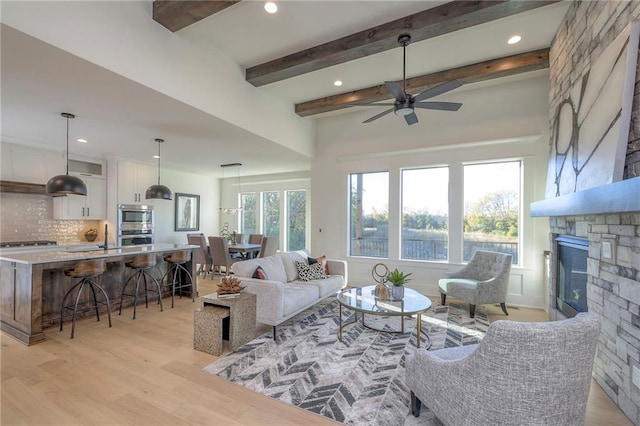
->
[117, 204, 155, 246]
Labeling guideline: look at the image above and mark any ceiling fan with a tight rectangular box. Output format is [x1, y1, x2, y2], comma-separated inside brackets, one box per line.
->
[350, 34, 463, 125]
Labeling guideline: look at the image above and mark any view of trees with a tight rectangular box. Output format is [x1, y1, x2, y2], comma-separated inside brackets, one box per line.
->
[287, 190, 306, 251]
[464, 190, 518, 237]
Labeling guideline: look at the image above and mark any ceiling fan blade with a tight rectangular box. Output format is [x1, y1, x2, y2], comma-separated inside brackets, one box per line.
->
[414, 101, 463, 111]
[348, 102, 396, 107]
[404, 112, 418, 125]
[363, 108, 394, 123]
[385, 81, 406, 102]
[414, 80, 462, 102]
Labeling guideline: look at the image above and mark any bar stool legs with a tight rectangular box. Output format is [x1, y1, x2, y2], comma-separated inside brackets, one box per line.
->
[162, 251, 195, 308]
[60, 260, 111, 339]
[119, 254, 163, 319]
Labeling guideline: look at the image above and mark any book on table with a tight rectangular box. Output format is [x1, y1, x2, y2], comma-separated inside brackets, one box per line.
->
[217, 292, 241, 299]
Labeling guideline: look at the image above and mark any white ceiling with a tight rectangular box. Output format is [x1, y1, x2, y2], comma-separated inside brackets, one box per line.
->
[1, 1, 570, 178]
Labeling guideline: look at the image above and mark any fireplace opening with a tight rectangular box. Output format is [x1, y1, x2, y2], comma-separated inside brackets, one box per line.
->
[555, 236, 588, 318]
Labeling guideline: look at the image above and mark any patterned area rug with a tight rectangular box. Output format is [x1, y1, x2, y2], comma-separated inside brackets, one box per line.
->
[203, 298, 489, 425]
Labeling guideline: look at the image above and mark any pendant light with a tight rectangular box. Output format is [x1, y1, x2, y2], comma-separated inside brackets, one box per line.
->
[145, 138, 173, 200]
[46, 113, 88, 196]
[219, 162, 243, 214]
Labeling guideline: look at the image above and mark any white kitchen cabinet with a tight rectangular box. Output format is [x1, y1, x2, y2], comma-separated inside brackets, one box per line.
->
[0, 143, 64, 184]
[117, 161, 157, 204]
[52, 175, 106, 219]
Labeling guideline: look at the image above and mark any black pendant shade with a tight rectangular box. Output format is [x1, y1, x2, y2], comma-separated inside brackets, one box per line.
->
[46, 113, 88, 196]
[145, 138, 172, 200]
[145, 184, 172, 200]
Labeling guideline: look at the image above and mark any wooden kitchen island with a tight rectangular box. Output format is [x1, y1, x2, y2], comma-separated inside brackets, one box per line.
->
[0, 244, 197, 345]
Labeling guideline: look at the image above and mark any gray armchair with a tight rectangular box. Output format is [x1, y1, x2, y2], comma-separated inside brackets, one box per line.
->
[406, 312, 601, 425]
[439, 250, 512, 318]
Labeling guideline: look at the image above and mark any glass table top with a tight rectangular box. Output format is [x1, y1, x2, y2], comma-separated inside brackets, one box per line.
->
[337, 285, 432, 316]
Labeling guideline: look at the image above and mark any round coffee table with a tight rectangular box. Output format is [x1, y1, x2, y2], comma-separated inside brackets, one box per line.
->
[336, 286, 433, 348]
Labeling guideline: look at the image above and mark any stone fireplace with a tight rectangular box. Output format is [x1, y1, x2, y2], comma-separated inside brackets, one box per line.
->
[530, 1, 640, 423]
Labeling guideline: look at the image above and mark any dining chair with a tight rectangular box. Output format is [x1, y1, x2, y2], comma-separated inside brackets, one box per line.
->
[258, 236, 279, 258]
[234, 233, 244, 244]
[248, 234, 263, 244]
[187, 233, 212, 278]
[208, 236, 240, 275]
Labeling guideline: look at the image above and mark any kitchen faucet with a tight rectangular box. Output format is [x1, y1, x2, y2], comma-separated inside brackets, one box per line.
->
[99, 224, 109, 250]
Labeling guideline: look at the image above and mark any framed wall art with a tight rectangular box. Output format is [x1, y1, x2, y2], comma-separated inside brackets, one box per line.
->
[175, 193, 200, 231]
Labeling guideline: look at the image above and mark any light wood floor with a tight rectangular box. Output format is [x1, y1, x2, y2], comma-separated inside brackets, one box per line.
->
[1, 276, 632, 425]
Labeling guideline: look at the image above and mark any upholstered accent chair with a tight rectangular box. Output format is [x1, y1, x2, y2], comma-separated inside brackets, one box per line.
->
[258, 236, 279, 258]
[187, 233, 212, 277]
[406, 313, 602, 425]
[439, 250, 512, 318]
[208, 236, 240, 275]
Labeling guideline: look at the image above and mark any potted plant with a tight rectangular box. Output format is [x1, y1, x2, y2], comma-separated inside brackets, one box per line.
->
[386, 268, 412, 300]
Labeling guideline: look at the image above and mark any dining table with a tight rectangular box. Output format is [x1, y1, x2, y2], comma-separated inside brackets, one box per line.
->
[228, 243, 262, 259]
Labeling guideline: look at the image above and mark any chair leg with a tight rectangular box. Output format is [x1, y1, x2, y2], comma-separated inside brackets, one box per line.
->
[410, 391, 421, 417]
[440, 293, 446, 305]
[500, 302, 509, 316]
[273, 325, 277, 341]
[469, 304, 476, 318]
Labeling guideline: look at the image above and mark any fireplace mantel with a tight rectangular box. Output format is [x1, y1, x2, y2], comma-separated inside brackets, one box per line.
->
[530, 177, 640, 217]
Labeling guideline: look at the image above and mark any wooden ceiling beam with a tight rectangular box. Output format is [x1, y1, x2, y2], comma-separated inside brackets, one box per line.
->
[295, 48, 549, 117]
[153, 1, 240, 32]
[246, 0, 560, 87]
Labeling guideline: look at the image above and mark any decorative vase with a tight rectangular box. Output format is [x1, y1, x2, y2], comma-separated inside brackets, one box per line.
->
[374, 282, 390, 300]
[390, 285, 404, 301]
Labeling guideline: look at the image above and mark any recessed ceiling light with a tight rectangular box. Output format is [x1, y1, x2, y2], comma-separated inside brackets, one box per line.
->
[264, 2, 277, 14]
[76, 138, 88, 143]
[508, 35, 522, 45]
[153, 155, 160, 159]
[334, 80, 343, 87]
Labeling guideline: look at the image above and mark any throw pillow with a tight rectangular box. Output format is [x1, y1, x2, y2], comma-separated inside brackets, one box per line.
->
[308, 255, 329, 275]
[252, 266, 268, 280]
[295, 261, 327, 281]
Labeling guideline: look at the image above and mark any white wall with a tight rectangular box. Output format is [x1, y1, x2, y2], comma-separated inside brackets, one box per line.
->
[312, 74, 552, 308]
[2, 0, 314, 157]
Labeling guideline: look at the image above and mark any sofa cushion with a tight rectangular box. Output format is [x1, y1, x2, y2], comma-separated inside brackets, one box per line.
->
[295, 261, 327, 281]
[308, 255, 329, 275]
[277, 251, 308, 282]
[232, 255, 287, 283]
[283, 284, 320, 316]
[303, 275, 344, 298]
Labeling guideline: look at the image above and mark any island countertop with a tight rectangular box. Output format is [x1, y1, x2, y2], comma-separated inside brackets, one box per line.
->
[0, 243, 198, 345]
[0, 243, 198, 265]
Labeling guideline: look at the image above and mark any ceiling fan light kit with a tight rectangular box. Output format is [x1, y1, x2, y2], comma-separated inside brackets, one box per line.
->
[145, 138, 173, 200]
[46, 112, 88, 197]
[350, 34, 463, 126]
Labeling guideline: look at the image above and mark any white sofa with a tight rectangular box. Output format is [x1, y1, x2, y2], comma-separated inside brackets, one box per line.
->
[231, 251, 347, 337]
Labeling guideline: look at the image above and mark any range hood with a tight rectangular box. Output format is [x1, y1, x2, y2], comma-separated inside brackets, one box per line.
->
[0, 180, 47, 195]
[531, 177, 640, 217]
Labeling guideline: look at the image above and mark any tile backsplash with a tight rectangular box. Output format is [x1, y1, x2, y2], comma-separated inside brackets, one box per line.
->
[0, 193, 99, 244]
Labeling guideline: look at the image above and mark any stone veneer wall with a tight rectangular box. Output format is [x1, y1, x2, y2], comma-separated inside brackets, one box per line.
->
[549, 1, 640, 423]
[0, 193, 98, 245]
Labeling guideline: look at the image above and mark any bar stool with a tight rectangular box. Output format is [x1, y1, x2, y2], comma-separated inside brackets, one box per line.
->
[161, 250, 195, 308]
[60, 259, 111, 339]
[119, 253, 163, 319]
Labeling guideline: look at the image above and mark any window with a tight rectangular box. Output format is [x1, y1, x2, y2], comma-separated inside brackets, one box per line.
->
[401, 167, 449, 261]
[463, 161, 520, 264]
[349, 171, 389, 258]
[286, 190, 306, 251]
[240, 193, 257, 235]
[262, 191, 280, 237]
